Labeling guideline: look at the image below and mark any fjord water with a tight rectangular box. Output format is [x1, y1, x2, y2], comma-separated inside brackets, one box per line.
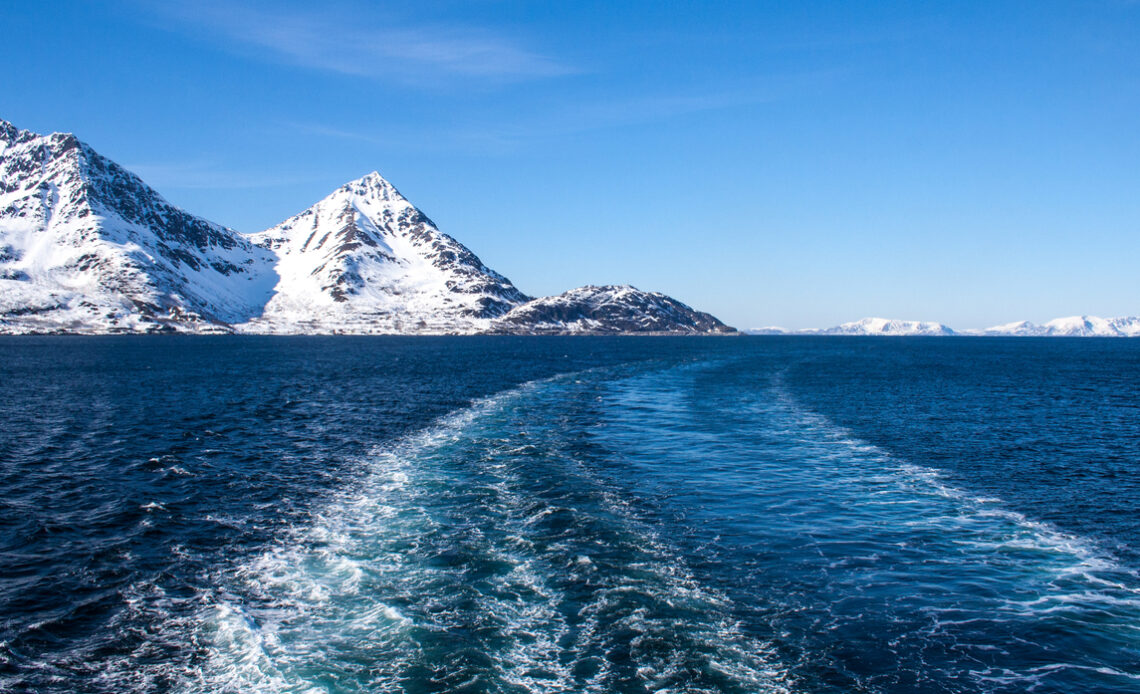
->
[1, 337, 1139, 693]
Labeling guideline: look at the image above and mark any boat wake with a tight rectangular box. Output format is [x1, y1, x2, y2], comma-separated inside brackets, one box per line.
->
[172, 372, 791, 693]
[76, 360, 1140, 694]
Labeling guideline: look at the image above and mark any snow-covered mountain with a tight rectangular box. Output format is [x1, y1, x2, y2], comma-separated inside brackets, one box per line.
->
[241, 172, 530, 334]
[0, 120, 276, 334]
[0, 119, 733, 335]
[980, 316, 1140, 337]
[493, 285, 733, 334]
[815, 317, 956, 336]
[745, 326, 791, 335]
[745, 316, 1140, 337]
[744, 318, 955, 336]
[976, 320, 1047, 337]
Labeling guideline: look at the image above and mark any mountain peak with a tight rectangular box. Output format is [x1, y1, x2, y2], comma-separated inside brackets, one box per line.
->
[0, 119, 36, 148]
[244, 168, 531, 331]
[3, 117, 734, 336]
[0, 118, 276, 332]
[582, 284, 637, 292]
[358, 170, 389, 185]
[336, 170, 408, 206]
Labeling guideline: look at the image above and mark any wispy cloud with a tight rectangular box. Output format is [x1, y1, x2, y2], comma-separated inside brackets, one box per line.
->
[288, 70, 842, 154]
[282, 122, 403, 147]
[124, 160, 317, 190]
[144, 0, 573, 82]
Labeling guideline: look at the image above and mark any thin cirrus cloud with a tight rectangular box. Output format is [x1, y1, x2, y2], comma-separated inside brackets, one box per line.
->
[286, 70, 841, 154]
[280, 92, 744, 155]
[124, 160, 318, 191]
[148, 1, 574, 82]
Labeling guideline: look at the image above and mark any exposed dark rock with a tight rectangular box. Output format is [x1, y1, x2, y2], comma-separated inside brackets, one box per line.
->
[495, 285, 735, 334]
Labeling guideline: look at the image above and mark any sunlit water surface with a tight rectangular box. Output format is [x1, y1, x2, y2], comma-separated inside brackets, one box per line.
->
[2, 336, 1138, 693]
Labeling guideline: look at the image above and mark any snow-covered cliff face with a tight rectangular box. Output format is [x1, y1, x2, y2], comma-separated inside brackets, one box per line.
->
[0, 120, 277, 333]
[242, 172, 531, 334]
[494, 285, 734, 334]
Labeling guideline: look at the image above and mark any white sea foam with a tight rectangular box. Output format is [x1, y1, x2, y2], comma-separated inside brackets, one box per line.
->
[168, 387, 532, 692]
[759, 381, 1140, 687]
[76, 358, 1140, 693]
[592, 363, 1140, 690]
[168, 372, 792, 693]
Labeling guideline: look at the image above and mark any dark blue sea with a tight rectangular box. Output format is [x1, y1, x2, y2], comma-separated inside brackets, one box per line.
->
[2, 336, 1139, 693]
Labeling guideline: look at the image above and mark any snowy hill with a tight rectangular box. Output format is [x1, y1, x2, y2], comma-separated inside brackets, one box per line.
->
[816, 317, 956, 336]
[0, 119, 733, 335]
[751, 317, 1140, 337]
[976, 320, 1048, 337]
[740, 317, 1140, 337]
[980, 316, 1140, 337]
[745, 327, 791, 335]
[1041, 316, 1140, 337]
[240, 172, 530, 334]
[493, 285, 733, 334]
[0, 120, 276, 333]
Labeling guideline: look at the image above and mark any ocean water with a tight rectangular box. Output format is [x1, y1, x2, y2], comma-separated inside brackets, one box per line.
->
[1, 336, 1138, 693]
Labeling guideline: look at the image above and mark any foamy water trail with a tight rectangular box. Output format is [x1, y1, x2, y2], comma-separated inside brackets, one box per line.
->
[597, 365, 1140, 692]
[10, 338, 1140, 694]
[170, 373, 791, 693]
[84, 359, 1140, 694]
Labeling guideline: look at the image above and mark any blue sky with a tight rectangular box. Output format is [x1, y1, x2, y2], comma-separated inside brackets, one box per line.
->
[3, 1, 1139, 329]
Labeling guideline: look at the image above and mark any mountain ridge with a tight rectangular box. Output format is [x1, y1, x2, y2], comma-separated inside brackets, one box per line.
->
[0, 119, 732, 335]
[494, 284, 734, 335]
[747, 315, 1140, 337]
[0, 119, 277, 334]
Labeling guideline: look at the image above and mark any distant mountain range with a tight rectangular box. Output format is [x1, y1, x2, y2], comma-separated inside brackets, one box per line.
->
[819, 317, 956, 336]
[750, 316, 1140, 337]
[0, 119, 732, 335]
[976, 316, 1140, 337]
[5, 118, 1130, 338]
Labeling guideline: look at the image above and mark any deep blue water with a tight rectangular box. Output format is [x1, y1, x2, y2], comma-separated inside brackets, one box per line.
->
[1, 336, 1138, 693]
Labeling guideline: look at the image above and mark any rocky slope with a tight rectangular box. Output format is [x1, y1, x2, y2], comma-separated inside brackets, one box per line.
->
[0, 119, 733, 335]
[241, 172, 531, 334]
[493, 284, 733, 334]
[0, 120, 276, 333]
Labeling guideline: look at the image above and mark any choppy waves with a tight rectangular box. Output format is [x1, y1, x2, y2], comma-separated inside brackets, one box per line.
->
[170, 374, 791, 693]
[6, 342, 1140, 694]
[595, 365, 1140, 692]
